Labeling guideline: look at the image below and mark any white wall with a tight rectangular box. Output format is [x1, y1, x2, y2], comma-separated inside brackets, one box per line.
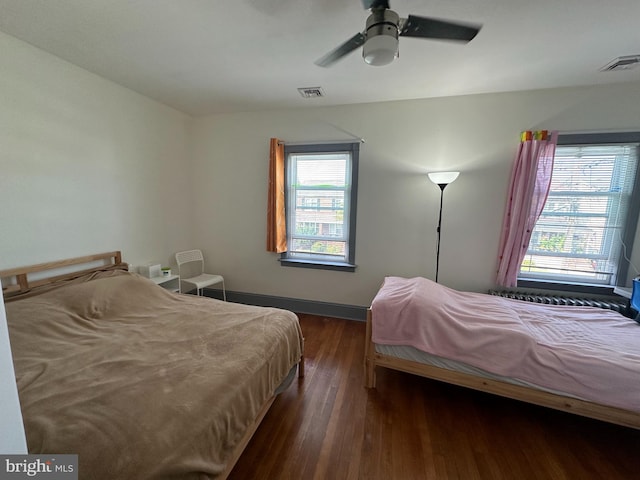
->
[0, 31, 194, 271]
[191, 82, 640, 307]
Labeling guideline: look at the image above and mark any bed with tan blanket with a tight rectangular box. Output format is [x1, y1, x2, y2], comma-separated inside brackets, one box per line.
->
[365, 276, 640, 429]
[2, 252, 304, 479]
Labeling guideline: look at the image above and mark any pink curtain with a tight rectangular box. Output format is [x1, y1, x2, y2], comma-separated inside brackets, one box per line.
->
[496, 130, 558, 287]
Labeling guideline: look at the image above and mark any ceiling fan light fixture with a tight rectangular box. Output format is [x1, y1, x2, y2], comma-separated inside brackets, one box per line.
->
[363, 34, 398, 66]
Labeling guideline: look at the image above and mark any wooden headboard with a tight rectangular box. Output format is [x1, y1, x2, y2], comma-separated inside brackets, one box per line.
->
[1, 251, 123, 298]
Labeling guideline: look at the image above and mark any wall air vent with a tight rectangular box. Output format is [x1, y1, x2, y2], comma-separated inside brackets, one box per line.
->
[599, 55, 640, 72]
[297, 87, 325, 98]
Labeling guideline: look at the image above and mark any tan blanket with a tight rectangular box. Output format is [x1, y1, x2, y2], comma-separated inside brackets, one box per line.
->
[6, 271, 303, 479]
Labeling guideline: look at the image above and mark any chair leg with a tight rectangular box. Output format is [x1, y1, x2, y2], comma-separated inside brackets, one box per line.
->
[222, 280, 226, 301]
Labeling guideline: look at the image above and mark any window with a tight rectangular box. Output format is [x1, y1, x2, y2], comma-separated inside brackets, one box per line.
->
[520, 132, 640, 286]
[281, 142, 359, 271]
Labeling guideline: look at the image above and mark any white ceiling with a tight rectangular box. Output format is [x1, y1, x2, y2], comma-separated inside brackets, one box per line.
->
[1, 0, 640, 116]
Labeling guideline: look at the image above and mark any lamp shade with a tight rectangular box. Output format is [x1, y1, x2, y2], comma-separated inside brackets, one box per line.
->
[363, 35, 398, 66]
[428, 171, 460, 185]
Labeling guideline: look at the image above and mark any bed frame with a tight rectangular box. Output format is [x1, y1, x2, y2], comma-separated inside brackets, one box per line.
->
[2, 251, 303, 479]
[364, 309, 640, 430]
[0, 251, 124, 297]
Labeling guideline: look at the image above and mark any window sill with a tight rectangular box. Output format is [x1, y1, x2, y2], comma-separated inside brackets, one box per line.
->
[279, 258, 356, 272]
[516, 279, 616, 296]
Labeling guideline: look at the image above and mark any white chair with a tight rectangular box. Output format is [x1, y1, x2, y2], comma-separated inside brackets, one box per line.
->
[175, 249, 226, 300]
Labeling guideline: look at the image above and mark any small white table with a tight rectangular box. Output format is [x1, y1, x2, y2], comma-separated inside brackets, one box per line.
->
[151, 274, 180, 293]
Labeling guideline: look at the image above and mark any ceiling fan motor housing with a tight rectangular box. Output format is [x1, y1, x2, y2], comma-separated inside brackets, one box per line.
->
[363, 8, 400, 65]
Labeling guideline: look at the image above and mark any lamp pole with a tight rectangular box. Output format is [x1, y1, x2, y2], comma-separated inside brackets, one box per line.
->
[428, 172, 460, 283]
[435, 183, 446, 283]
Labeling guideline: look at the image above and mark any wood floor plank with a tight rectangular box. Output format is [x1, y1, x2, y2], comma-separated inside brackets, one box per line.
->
[229, 315, 640, 480]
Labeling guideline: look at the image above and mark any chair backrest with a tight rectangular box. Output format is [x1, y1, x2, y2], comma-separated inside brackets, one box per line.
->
[175, 250, 204, 276]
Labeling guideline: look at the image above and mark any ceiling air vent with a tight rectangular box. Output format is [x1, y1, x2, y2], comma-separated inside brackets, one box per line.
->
[297, 87, 325, 98]
[599, 55, 640, 72]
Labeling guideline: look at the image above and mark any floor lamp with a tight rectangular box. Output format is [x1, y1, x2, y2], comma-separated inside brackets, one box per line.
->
[428, 171, 460, 283]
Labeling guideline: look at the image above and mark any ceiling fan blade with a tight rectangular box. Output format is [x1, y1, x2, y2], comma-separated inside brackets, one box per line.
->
[361, 0, 389, 9]
[315, 32, 366, 67]
[400, 15, 481, 42]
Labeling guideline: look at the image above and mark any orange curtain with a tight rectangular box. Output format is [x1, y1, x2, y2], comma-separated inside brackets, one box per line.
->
[266, 138, 287, 253]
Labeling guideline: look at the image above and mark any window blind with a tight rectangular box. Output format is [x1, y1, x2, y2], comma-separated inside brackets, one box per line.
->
[521, 144, 638, 285]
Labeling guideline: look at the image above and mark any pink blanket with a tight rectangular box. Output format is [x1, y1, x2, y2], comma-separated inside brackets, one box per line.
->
[371, 276, 640, 413]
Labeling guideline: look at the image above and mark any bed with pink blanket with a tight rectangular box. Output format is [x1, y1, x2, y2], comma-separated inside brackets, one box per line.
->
[365, 276, 640, 429]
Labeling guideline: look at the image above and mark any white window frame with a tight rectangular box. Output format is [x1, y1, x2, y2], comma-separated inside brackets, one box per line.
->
[280, 142, 359, 271]
[519, 132, 640, 290]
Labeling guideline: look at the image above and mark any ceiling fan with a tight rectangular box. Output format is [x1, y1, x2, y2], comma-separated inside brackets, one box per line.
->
[315, 0, 481, 67]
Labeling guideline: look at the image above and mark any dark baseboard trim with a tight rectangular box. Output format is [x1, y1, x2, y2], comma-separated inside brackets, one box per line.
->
[200, 288, 368, 322]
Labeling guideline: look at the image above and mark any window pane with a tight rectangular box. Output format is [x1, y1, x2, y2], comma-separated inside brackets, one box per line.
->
[294, 191, 345, 238]
[293, 156, 347, 187]
[520, 143, 638, 285]
[290, 238, 346, 257]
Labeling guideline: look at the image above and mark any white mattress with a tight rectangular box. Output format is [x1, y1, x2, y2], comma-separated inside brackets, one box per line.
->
[374, 343, 584, 400]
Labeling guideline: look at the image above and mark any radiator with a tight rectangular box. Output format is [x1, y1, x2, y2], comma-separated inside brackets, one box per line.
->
[488, 290, 632, 317]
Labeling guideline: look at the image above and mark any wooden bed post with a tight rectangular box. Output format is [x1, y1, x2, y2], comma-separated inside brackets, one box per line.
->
[364, 309, 376, 388]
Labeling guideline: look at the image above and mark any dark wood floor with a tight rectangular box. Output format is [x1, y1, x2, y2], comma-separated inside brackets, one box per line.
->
[229, 315, 640, 480]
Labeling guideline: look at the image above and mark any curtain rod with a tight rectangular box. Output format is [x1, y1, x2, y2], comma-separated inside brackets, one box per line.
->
[557, 128, 640, 135]
[278, 138, 365, 145]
